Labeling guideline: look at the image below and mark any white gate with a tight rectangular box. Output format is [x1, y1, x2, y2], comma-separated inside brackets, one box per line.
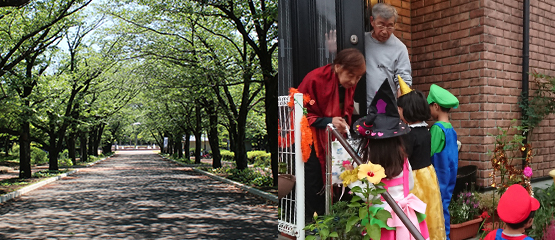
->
[278, 93, 305, 239]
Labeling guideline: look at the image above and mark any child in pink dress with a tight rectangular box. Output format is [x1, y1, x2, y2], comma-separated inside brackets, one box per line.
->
[352, 79, 430, 240]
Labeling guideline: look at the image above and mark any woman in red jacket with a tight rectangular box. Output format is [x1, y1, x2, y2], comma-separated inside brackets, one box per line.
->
[298, 48, 366, 218]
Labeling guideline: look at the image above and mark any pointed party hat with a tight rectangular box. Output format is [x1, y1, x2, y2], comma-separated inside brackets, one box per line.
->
[398, 75, 413, 96]
[353, 79, 410, 139]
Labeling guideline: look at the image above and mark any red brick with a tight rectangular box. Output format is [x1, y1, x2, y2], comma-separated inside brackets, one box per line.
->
[451, 30, 470, 40]
[443, 23, 461, 34]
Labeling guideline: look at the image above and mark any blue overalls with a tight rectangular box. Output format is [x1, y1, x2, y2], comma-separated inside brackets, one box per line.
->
[430, 123, 458, 240]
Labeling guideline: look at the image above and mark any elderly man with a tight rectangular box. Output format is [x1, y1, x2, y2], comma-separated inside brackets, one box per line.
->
[364, 3, 412, 110]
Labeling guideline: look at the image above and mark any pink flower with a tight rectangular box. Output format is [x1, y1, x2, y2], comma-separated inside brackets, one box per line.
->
[342, 160, 351, 167]
[523, 166, 533, 178]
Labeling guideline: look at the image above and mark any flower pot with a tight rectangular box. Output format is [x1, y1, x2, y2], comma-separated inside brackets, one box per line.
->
[278, 174, 296, 199]
[450, 217, 483, 240]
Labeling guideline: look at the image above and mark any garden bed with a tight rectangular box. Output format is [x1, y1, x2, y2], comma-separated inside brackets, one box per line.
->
[0, 170, 71, 195]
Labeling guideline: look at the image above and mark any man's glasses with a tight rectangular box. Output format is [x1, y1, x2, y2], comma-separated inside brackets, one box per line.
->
[375, 24, 395, 31]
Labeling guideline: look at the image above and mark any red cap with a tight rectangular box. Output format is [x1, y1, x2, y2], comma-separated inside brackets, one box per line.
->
[497, 184, 540, 224]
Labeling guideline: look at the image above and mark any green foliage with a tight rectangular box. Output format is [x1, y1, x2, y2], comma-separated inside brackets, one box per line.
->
[248, 150, 271, 167]
[30, 146, 48, 165]
[58, 158, 73, 167]
[32, 170, 70, 178]
[527, 184, 555, 240]
[220, 150, 235, 162]
[519, 72, 555, 135]
[449, 189, 481, 224]
[200, 166, 273, 188]
[304, 181, 391, 240]
[488, 120, 530, 196]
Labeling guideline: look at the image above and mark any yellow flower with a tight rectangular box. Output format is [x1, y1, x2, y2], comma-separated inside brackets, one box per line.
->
[357, 163, 386, 184]
[339, 169, 359, 185]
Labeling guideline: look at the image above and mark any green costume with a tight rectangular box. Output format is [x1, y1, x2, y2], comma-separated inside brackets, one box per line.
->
[430, 121, 452, 156]
[427, 84, 459, 240]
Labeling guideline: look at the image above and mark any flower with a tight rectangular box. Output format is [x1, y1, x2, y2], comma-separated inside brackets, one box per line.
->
[523, 166, 533, 178]
[480, 211, 490, 219]
[357, 163, 386, 184]
[449, 189, 481, 224]
[342, 160, 351, 167]
[340, 169, 359, 186]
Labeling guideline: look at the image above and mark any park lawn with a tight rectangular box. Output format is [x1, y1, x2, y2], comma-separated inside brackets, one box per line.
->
[0, 170, 71, 195]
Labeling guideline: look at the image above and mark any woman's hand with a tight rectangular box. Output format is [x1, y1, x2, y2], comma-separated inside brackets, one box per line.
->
[332, 117, 349, 134]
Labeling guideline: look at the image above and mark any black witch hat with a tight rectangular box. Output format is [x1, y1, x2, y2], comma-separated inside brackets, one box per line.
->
[353, 79, 410, 139]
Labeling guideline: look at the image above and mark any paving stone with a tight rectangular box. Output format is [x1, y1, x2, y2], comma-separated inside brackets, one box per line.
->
[0, 151, 277, 239]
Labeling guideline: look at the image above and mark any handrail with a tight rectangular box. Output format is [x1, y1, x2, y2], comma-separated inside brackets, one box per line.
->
[326, 124, 425, 240]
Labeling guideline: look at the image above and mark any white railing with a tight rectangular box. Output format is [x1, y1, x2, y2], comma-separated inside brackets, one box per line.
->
[278, 93, 305, 239]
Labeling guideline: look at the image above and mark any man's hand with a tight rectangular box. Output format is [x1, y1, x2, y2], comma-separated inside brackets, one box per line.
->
[325, 30, 337, 54]
[332, 117, 349, 134]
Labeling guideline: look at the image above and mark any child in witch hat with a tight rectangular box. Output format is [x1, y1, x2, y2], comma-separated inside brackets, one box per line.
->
[397, 76, 446, 240]
[483, 184, 539, 240]
[347, 79, 429, 240]
[427, 84, 459, 240]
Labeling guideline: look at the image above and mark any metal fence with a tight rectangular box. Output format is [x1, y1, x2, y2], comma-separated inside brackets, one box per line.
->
[277, 93, 305, 239]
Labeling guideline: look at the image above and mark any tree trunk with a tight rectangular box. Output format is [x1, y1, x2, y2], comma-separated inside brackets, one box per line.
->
[48, 132, 59, 171]
[194, 104, 202, 164]
[184, 133, 190, 160]
[93, 124, 104, 156]
[88, 127, 96, 156]
[235, 121, 248, 169]
[68, 133, 77, 165]
[19, 120, 32, 178]
[168, 134, 174, 155]
[207, 103, 221, 168]
[174, 134, 183, 158]
[265, 74, 279, 186]
[80, 131, 88, 163]
[3, 136, 9, 157]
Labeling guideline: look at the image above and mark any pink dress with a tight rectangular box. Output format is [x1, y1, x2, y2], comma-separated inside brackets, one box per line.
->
[379, 159, 430, 240]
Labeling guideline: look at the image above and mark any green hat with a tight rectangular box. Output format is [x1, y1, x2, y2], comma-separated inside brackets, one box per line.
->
[427, 84, 459, 109]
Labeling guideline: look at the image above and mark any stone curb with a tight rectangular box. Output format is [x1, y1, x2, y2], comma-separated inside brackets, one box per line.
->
[192, 168, 278, 203]
[85, 155, 112, 167]
[158, 155, 278, 203]
[0, 155, 111, 204]
[0, 169, 78, 204]
[159, 155, 210, 168]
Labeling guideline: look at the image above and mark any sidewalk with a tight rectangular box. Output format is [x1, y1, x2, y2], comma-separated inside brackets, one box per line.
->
[0, 151, 277, 239]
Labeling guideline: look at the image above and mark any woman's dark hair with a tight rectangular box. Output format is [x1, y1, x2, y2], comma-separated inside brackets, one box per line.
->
[358, 136, 406, 178]
[397, 90, 432, 123]
[505, 211, 535, 229]
[333, 48, 365, 72]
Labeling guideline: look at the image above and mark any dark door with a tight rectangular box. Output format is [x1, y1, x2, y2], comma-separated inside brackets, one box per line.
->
[279, 0, 368, 119]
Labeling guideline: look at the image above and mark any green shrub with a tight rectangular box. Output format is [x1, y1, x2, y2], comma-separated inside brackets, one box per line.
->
[528, 184, 555, 240]
[247, 151, 271, 166]
[30, 146, 48, 165]
[220, 150, 235, 161]
[9, 144, 20, 157]
[58, 157, 73, 167]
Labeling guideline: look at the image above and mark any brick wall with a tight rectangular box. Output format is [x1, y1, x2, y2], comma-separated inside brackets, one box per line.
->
[527, 0, 555, 178]
[410, 0, 555, 187]
[390, 0, 412, 50]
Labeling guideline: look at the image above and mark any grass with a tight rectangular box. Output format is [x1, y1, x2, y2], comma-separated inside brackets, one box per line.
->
[0, 169, 70, 195]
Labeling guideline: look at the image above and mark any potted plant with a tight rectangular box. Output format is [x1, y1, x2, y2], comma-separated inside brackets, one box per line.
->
[449, 188, 483, 240]
[304, 162, 392, 240]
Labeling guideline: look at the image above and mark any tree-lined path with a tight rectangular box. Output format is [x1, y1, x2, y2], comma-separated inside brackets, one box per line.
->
[0, 151, 277, 239]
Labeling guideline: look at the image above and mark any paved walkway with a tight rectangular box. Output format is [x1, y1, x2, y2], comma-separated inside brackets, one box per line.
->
[0, 151, 277, 239]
